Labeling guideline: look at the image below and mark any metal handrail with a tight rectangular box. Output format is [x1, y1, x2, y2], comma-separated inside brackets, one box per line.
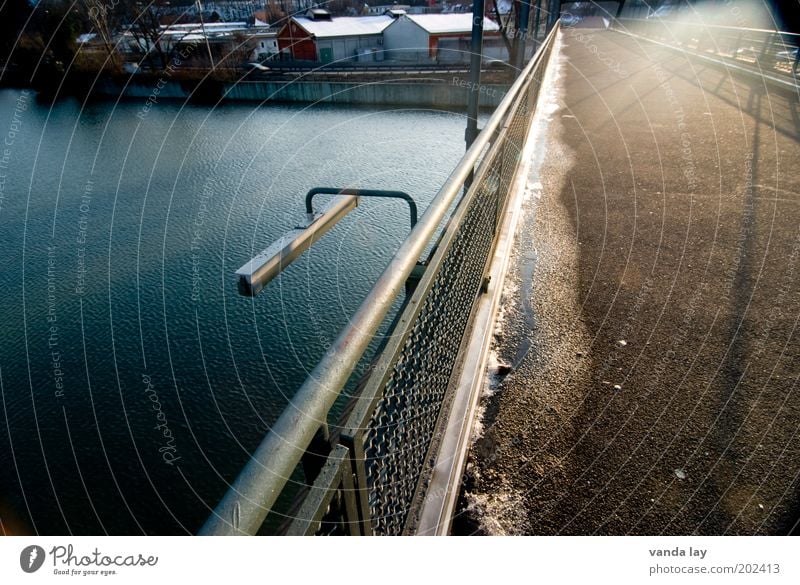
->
[199, 23, 560, 536]
[615, 17, 800, 79]
[617, 18, 800, 39]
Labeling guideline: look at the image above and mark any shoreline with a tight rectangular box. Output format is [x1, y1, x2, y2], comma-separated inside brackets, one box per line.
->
[1, 70, 511, 109]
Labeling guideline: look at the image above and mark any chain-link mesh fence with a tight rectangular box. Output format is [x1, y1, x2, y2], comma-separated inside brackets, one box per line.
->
[201, 24, 558, 538]
[363, 44, 552, 536]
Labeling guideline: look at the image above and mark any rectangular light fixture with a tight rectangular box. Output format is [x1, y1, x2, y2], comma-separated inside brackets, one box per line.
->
[235, 195, 359, 296]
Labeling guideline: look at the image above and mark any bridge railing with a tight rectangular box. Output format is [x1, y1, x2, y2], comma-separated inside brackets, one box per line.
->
[616, 18, 800, 80]
[199, 22, 560, 537]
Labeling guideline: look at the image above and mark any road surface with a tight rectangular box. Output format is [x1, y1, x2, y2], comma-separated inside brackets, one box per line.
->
[455, 28, 800, 536]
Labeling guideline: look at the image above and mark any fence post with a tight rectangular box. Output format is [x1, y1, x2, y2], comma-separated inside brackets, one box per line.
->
[465, 0, 486, 149]
[339, 432, 373, 536]
[759, 31, 775, 69]
[514, 0, 532, 71]
[793, 45, 800, 76]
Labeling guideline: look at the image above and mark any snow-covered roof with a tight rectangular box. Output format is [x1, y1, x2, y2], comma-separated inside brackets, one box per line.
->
[291, 15, 394, 38]
[163, 22, 248, 30]
[76, 33, 98, 44]
[404, 14, 500, 34]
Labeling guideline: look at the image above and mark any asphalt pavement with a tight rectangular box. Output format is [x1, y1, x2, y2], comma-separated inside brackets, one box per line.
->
[454, 29, 800, 536]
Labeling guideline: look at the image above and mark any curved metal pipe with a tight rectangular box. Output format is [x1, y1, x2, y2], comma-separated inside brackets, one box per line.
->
[305, 187, 418, 229]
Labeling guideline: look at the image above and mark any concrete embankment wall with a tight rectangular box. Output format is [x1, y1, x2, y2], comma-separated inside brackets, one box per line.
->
[97, 78, 509, 108]
[226, 80, 509, 107]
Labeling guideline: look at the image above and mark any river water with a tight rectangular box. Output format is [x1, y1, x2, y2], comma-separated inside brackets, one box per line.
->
[0, 88, 469, 534]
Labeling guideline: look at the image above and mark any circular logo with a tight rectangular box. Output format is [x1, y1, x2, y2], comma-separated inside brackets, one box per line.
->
[19, 545, 46, 573]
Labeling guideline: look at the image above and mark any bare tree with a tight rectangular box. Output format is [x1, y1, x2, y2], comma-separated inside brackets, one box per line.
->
[493, 0, 516, 63]
[122, 3, 174, 69]
[223, 31, 255, 68]
[83, 0, 121, 69]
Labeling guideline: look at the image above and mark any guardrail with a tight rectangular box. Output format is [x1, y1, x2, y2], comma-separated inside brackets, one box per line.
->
[200, 21, 560, 537]
[616, 18, 800, 79]
[251, 63, 495, 73]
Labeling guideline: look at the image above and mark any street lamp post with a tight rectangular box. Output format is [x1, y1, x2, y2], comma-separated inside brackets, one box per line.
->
[195, 0, 215, 68]
[465, 0, 486, 150]
[514, 0, 532, 71]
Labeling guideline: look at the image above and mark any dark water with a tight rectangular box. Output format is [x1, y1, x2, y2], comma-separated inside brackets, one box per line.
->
[0, 89, 468, 534]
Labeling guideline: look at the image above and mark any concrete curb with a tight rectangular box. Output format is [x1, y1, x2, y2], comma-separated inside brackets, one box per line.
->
[415, 35, 562, 536]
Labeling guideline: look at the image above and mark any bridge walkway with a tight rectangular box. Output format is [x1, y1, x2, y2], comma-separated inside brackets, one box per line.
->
[456, 28, 800, 535]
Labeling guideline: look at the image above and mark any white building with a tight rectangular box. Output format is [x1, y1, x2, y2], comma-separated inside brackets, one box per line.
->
[278, 11, 395, 63]
[365, 4, 410, 15]
[250, 28, 279, 61]
[382, 13, 504, 63]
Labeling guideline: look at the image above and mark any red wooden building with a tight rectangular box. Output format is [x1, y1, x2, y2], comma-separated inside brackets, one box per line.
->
[277, 10, 394, 63]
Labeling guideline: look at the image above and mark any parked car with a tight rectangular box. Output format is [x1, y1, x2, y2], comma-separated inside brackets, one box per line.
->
[646, 6, 675, 19]
[733, 47, 759, 61]
[776, 48, 799, 62]
[485, 59, 510, 70]
[561, 13, 581, 27]
[246, 62, 272, 72]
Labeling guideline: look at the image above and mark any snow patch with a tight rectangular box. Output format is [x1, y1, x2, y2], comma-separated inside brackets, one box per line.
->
[463, 31, 567, 535]
[463, 487, 530, 535]
[490, 30, 564, 349]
